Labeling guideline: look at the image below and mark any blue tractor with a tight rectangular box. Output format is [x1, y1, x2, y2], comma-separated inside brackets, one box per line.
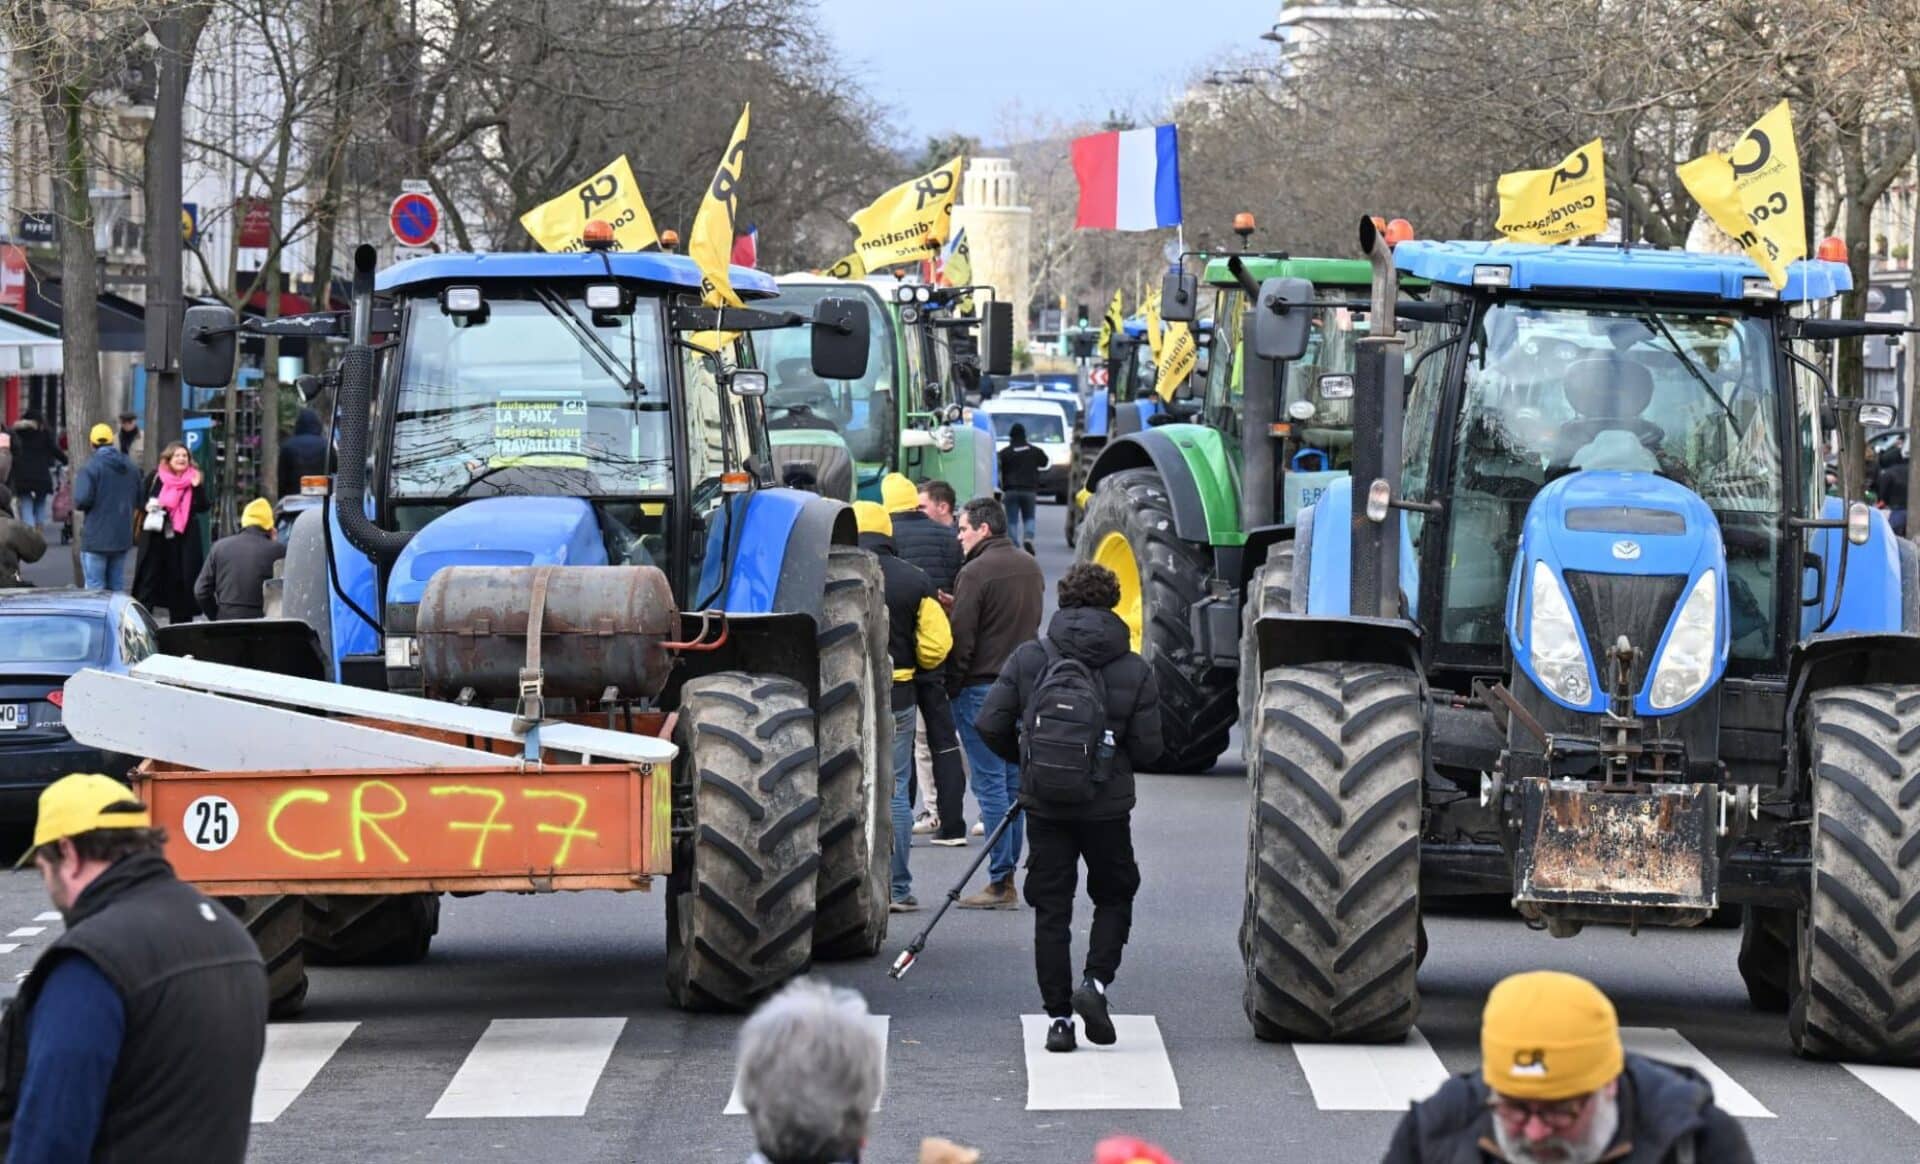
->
[177, 243, 894, 1015]
[1240, 219, 1920, 1063]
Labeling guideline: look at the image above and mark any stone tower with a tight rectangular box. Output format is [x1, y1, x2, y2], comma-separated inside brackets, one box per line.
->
[951, 158, 1033, 345]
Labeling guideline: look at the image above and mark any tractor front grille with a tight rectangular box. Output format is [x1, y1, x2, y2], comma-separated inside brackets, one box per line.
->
[1562, 571, 1687, 697]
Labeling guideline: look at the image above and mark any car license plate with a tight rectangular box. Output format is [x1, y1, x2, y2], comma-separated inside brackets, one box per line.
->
[0, 703, 26, 730]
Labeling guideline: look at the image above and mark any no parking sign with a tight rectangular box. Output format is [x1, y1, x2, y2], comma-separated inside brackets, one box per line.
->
[390, 191, 440, 249]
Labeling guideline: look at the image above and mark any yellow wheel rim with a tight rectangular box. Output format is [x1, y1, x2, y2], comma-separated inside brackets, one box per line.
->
[1093, 530, 1144, 653]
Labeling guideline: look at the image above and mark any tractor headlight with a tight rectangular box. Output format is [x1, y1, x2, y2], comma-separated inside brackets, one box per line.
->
[1649, 570, 1717, 710]
[1529, 561, 1593, 705]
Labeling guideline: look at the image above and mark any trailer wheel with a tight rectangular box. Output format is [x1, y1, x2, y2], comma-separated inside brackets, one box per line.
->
[1243, 661, 1422, 1042]
[305, 894, 440, 966]
[223, 895, 307, 1019]
[665, 673, 820, 1012]
[1793, 684, 1920, 1063]
[811, 548, 892, 961]
[1238, 542, 1295, 769]
[1080, 468, 1234, 773]
[1737, 905, 1798, 1013]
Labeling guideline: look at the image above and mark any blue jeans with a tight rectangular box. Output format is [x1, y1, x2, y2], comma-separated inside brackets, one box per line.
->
[19, 491, 52, 532]
[82, 550, 130, 592]
[890, 702, 916, 901]
[1004, 490, 1037, 547]
[953, 682, 1023, 884]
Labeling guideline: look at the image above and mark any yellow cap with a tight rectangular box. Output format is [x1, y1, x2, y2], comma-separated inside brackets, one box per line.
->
[88, 423, 113, 447]
[852, 500, 893, 538]
[880, 472, 920, 514]
[22, 774, 151, 864]
[241, 498, 274, 530]
[1480, 971, 1623, 1100]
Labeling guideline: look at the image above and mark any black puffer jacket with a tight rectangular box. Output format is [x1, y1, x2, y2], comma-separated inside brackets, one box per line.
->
[1382, 1054, 1754, 1163]
[889, 510, 963, 593]
[975, 606, 1163, 820]
[5, 418, 63, 496]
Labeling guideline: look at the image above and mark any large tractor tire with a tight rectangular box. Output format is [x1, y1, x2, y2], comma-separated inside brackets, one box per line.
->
[1737, 905, 1798, 1013]
[1243, 661, 1423, 1042]
[305, 893, 440, 966]
[1238, 542, 1295, 769]
[665, 673, 820, 1012]
[1080, 468, 1234, 773]
[1791, 685, 1920, 1063]
[811, 548, 892, 961]
[223, 895, 308, 1020]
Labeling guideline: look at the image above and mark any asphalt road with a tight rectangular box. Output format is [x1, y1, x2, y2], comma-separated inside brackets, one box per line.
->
[2, 505, 1919, 1161]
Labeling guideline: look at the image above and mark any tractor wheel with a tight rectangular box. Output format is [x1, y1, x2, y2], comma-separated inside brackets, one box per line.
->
[811, 548, 892, 961]
[665, 673, 819, 1012]
[1080, 468, 1234, 773]
[305, 894, 440, 966]
[223, 895, 308, 1020]
[1065, 441, 1099, 548]
[1238, 542, 1295, 770]
[1243, 661, 1423, 1042]
[1791, 684, 1920, 1063]
[1737, 905, 1798, 1013]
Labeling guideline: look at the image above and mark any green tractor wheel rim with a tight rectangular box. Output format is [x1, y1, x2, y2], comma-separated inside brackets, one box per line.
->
[1093, 530, 1144, 653]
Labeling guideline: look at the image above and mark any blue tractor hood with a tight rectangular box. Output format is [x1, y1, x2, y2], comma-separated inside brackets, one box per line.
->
[387, 497, 609, 605]
[1506, 471, 1729, 716]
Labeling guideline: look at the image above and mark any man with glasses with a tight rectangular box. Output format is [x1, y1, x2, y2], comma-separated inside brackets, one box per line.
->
[1384, 970, 1751, 1163]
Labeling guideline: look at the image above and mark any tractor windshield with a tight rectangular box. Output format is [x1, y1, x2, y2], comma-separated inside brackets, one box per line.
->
[758, 285, 895, 464]
[1427, 299, 1784, 660]
[388, 291, 673, 499]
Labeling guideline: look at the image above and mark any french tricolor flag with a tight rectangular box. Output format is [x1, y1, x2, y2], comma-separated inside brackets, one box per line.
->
[1072, 125, 1182, 231]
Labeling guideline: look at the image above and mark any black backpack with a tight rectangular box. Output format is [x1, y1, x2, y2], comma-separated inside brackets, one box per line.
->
[1021, 642, 1111, 804]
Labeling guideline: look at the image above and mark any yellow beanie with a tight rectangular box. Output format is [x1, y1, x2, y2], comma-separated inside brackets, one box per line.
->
[852, 500, 892, 538]
[241, 498, 274, 531]
[880, 472, 920, 514]
[1481, 971, 1623, 1100]
[88, 423, 113, 447]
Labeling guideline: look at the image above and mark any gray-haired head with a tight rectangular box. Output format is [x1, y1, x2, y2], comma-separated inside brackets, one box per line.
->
[735, 978, 884, 1162]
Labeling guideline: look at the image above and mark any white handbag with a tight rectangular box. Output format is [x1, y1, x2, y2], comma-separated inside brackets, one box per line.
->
[142, 500, 166, 533]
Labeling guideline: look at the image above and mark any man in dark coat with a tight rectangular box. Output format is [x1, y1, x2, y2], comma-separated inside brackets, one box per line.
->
[196, 499, 287, 620]
[1384, 970, 1752, 1163]
[882, 474, 968, 843]
[892, 476, 963, 595]
[995, 422, 1050, 554]
[0, 773, 266, 1162]
[277, 409, 327, 498]
[975, 561, 1162, 1053]
[71, 425, 141, 592]
[4, 411, 64, 534]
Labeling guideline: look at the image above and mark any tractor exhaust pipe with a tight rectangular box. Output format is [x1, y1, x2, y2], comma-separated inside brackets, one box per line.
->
[1360, 216, 1396, 331]
[334, 244, 412, 565]
[1350, 217, 1404, 621]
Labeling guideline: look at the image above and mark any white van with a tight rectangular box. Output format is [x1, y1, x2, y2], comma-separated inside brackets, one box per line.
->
[980, 398, 1071, 502]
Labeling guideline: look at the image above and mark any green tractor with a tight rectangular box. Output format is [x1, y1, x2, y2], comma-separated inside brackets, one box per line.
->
[1073, 253, 1418, 772]
[761, 274, 1009, 503]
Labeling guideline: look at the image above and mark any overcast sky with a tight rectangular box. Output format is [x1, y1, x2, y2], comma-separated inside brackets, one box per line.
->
[813, 1, 1281, 145]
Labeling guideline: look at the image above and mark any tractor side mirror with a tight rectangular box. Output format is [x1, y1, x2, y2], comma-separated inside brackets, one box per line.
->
[810, 296, 870, 380]
[1160, 270, 1198, 323]
[181, 304, 238, 389]
[1250, 277, 1315, 362]
[980, 301, 1014, 376]
[1861, 402, 1898, 428]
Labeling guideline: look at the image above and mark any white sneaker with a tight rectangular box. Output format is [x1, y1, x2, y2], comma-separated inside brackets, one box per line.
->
[912, 816, 939, 835]
[971, 821, 985, 837]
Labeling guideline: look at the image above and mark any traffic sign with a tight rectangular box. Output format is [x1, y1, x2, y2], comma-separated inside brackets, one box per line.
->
[1089, 366, 1109, 387]
[390, 192, 439, 249]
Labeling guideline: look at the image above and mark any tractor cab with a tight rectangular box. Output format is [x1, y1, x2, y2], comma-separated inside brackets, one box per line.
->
[760, 275, 900, 500]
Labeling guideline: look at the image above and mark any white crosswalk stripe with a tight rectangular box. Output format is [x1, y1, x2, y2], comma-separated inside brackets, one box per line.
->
[428, 1018, 626, 1119]
[1843, 1063, 1920, 1125]
[1620, 1027, 1773, 1119]
[1023, 1014, 1181, 1110]
[725, 1015, 890, 1113]
[1291, 1027, 1451, 1112]
[253, 1022, 359, 1123]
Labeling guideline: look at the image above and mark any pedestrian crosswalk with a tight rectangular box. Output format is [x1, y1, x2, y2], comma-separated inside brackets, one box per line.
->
[245, 1011, 1920, 1127]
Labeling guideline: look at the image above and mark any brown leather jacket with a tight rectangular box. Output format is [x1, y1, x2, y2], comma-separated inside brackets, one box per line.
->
[948, 535, 1044, 689]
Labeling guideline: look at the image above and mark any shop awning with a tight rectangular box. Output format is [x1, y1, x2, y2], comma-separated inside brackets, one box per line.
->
[0, 316, 63, 375]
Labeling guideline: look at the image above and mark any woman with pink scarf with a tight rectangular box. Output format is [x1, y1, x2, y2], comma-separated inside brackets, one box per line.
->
[132, 441, 211, 621]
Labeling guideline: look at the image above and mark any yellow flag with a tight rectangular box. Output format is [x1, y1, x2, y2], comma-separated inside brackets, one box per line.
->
[689, 105, 750, 310]
[1156, 322, 1195, 401]
[519, 155, 659, 253]
[1495, 138, 1607, 245]
[849, 156, 963, 272]
[1677, 100, 1805, 289]
[1095, 290, 1124, 359]
[1142, 290, 1164, 359]
[823, 252, 865, 280]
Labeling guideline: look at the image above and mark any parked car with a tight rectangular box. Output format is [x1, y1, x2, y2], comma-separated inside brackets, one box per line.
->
[0, 589, 159, 817]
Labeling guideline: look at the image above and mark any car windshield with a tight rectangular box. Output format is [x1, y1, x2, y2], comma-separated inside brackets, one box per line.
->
[1001, 392, 1078, 426]
[991, 411, 1066, 443]
[0, 615, 105, 664]
[389, 291, 673, 499]
[758, 285, 895, 464]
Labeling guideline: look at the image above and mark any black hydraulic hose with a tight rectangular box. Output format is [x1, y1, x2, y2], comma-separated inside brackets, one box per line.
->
[320, 395, 381, 637]
[332, 343, 412, 564]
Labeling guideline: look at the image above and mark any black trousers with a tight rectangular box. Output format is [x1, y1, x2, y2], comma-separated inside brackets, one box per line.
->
[914, 676, 968, 840]
[1023, 812, 1140, 1018]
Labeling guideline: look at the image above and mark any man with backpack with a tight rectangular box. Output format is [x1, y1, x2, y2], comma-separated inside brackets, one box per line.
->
[974, 561, 1162, 1053]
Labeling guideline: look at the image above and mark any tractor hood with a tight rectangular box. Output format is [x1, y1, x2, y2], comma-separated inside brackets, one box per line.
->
[387, 497, 610, 606]
[1506, 471, 1728, 717]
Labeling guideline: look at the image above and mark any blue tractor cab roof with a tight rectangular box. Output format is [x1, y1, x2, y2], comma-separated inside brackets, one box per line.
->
[1393, 240, 1851, 303]
[376, 251, 779, 298]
